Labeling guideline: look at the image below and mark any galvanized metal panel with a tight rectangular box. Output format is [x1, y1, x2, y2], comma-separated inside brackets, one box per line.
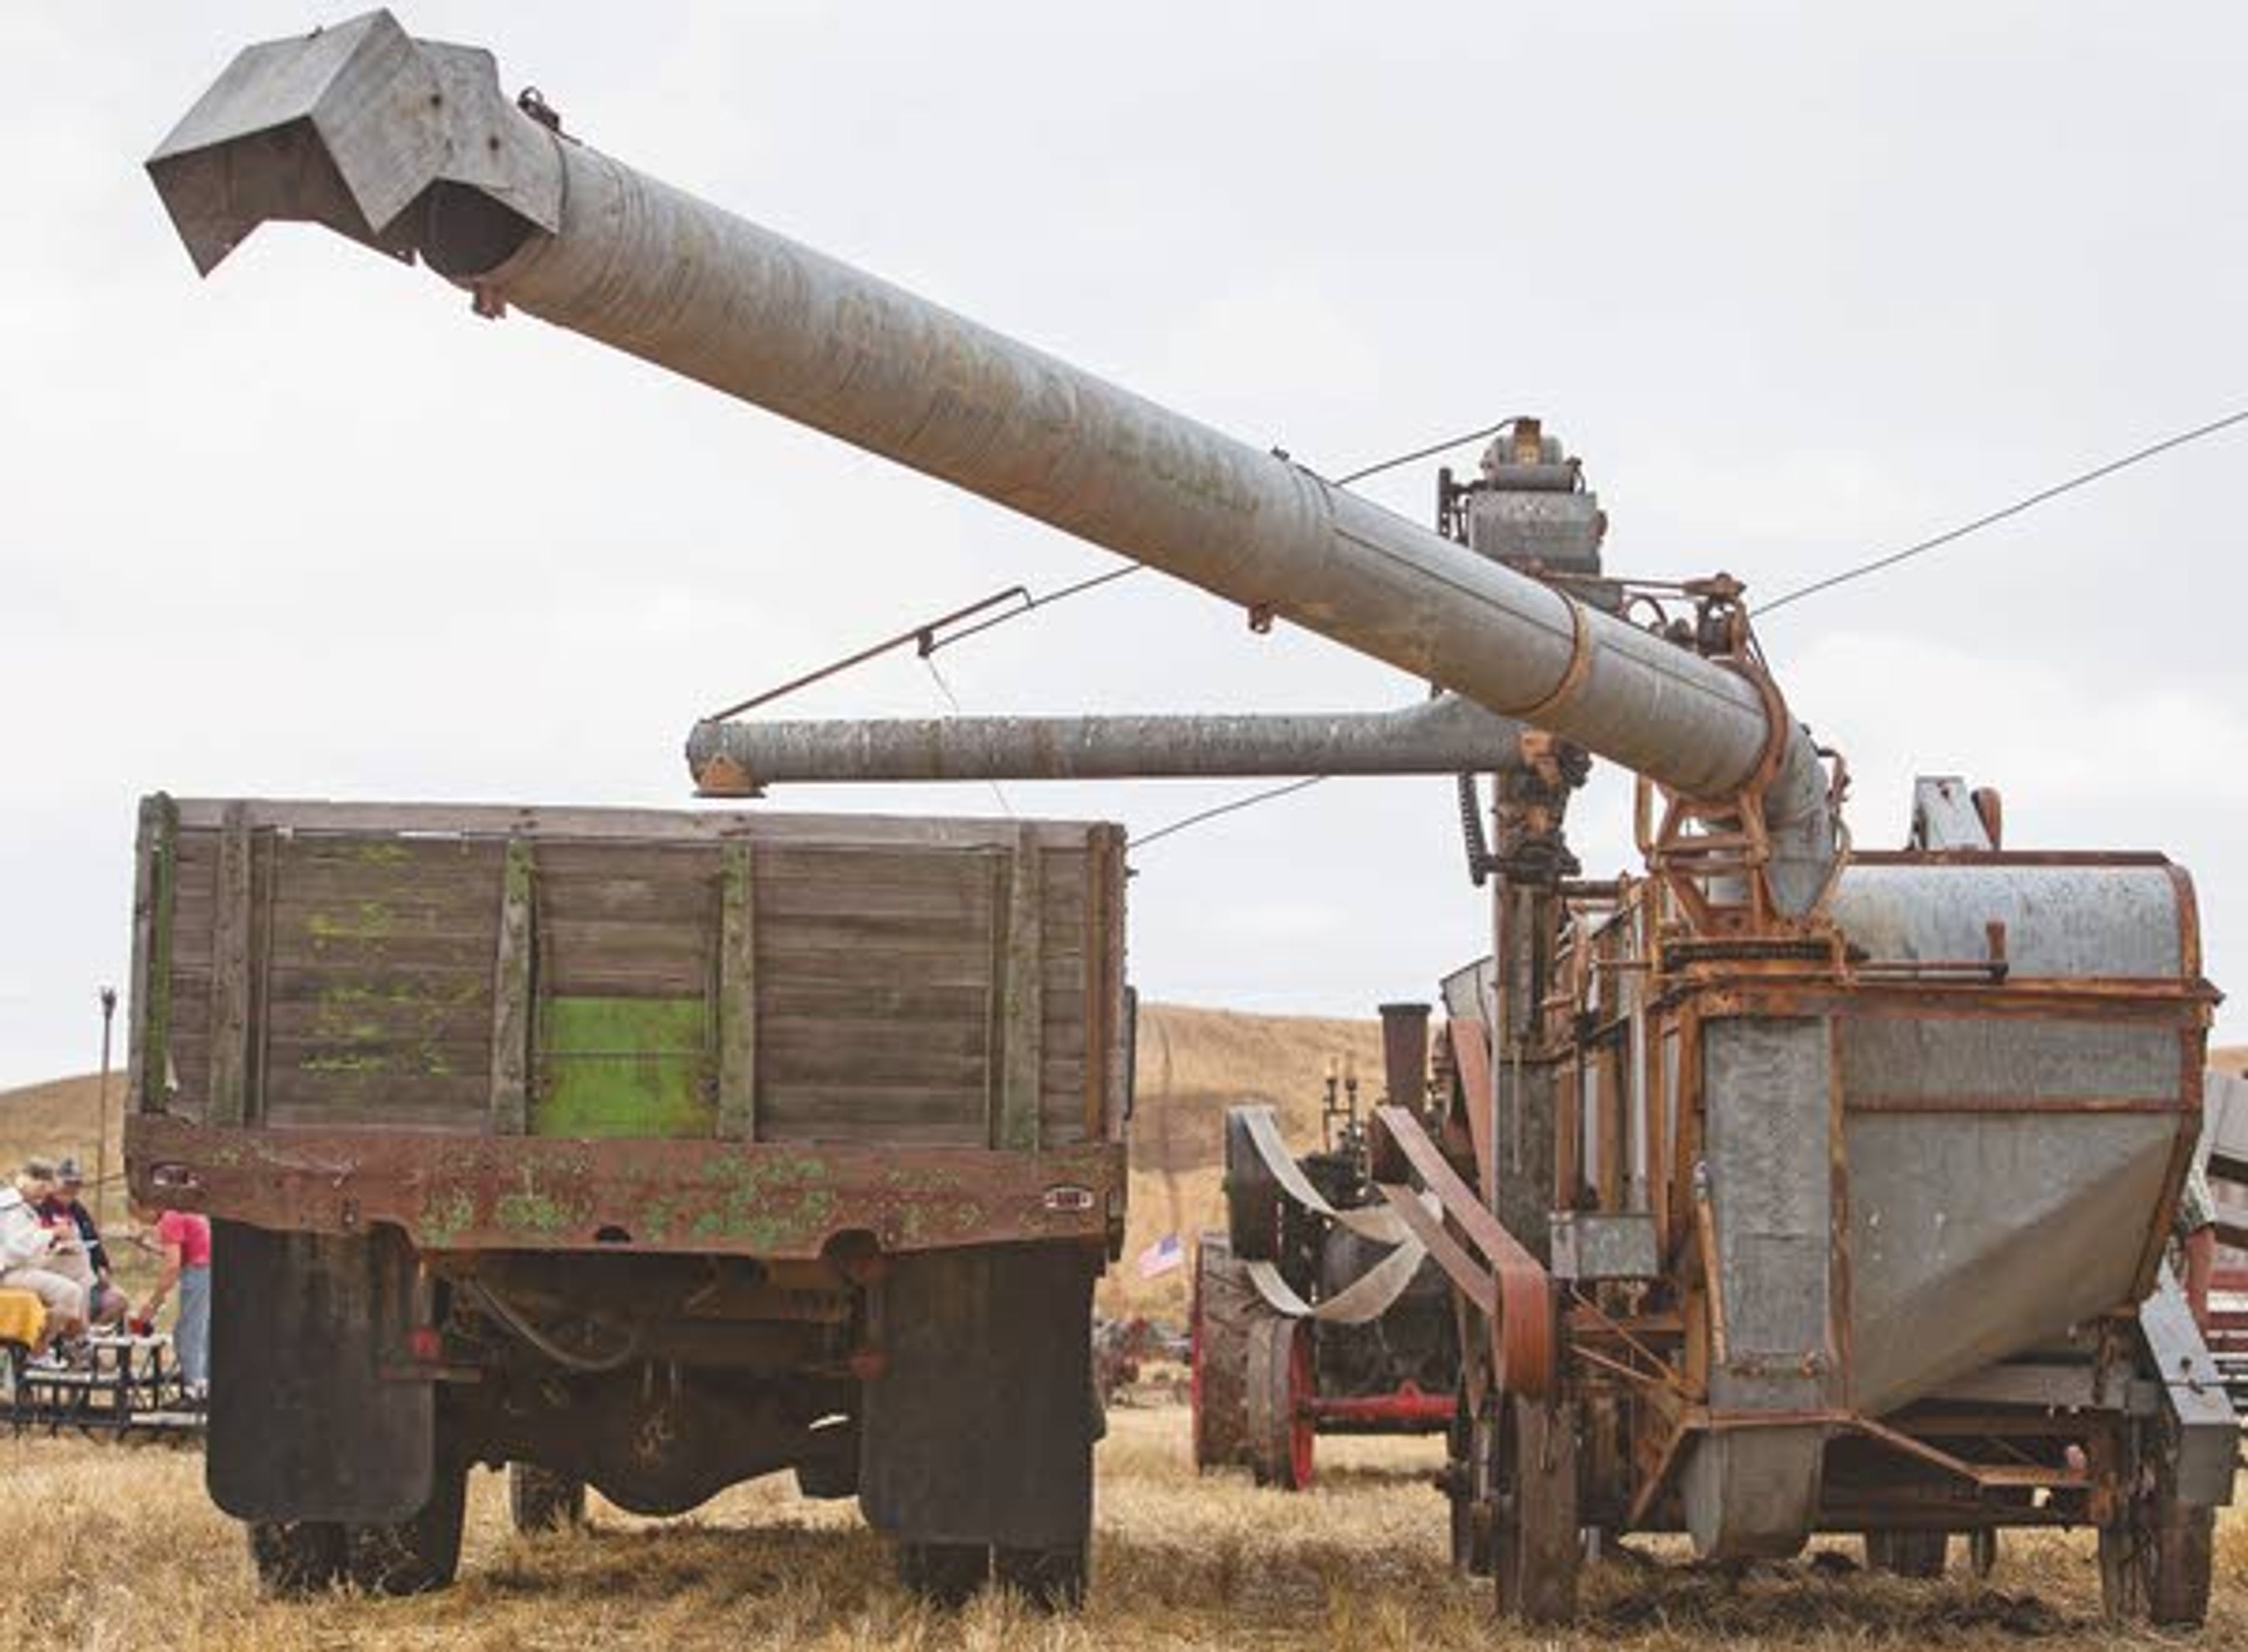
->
[1703, 1017, 1832, 1405]
[1830, 861, 2187, 979]
[1682, 1015, 1833, 1560]
[1547, 1210, 1659, 1281]
[1847, 1111, 2182, 1414]
[1842, 1017, 2181, 1103]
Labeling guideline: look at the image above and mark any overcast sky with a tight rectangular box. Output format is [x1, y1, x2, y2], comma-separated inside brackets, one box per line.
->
[5, 3, 2246, 1089]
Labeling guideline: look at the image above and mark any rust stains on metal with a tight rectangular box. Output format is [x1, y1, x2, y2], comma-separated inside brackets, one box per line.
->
[126, 1115, 1124, 1260]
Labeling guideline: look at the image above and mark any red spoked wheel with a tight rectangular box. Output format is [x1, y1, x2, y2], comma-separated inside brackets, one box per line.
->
[1246, 1314, 1314, 1492]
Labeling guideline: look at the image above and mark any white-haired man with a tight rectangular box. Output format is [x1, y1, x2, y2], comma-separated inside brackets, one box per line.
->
[0, 1160, 88, 1353]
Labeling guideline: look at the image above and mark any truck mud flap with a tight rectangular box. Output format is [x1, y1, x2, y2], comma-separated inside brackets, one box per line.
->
[208, 1220, 433, 1524]
[858, 1243, 1095, 1550]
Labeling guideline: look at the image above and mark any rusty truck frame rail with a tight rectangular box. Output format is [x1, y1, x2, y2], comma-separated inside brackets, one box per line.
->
[126, 1116, 1125, 1260]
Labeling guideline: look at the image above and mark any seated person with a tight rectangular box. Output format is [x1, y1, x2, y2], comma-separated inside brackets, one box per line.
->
[0, 1160, 87, 1353]
[36, 1158, 128, 1328]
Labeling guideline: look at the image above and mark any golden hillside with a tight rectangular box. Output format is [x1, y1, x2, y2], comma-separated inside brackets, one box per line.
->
[9, 1022, 2237, 1322]
[0, 1071, 124, 1184]
[1113, 1003, 1389, 1319]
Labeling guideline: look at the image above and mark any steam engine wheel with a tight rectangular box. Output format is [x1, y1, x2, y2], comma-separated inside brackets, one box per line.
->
[1190, 1233, 1254, 1470]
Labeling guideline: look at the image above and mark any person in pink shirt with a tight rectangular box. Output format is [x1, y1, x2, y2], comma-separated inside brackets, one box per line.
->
[134, 1202, 212, 1397]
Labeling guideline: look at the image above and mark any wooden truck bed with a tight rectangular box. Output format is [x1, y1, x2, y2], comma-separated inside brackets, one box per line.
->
[125, 796, 1129, 1259]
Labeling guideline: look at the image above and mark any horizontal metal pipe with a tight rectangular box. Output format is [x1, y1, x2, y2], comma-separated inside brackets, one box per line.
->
[148, 12, 1837, 907]
[686, 695, 1526, 794]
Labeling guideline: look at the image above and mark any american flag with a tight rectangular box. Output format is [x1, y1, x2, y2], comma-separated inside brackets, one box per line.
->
[1136, 1233, 1184, 1279]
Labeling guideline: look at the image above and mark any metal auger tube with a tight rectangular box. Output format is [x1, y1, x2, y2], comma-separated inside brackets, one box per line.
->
[149, 9, 1837, 909]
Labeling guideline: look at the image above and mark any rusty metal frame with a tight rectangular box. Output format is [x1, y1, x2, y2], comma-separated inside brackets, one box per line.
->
[126, 1115, 1124, 1260]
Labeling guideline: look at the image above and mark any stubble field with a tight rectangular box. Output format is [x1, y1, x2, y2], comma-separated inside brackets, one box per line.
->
[0, 1404, 2240, 1651]
[2, 1011, 2243, 1647]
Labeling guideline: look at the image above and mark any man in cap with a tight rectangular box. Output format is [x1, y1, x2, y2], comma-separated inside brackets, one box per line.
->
[36, 1158, 127, 1328]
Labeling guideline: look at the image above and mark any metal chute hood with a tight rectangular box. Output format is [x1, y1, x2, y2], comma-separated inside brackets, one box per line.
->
[149, 9, 1836, 910]
[148, 11, 560, 277]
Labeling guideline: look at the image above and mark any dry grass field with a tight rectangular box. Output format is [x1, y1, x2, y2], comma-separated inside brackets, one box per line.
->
[1, 1017, 2243, 1646]
[0, 1405, 2239, 1650]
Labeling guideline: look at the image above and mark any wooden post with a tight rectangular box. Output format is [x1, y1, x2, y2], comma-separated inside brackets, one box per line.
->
[207, 802, 255, 1127]
[131, 795, 179, 1115]
[717, 839, 758, 1140]
[996, 827, 1044, 1152]
[489, 838, 535, 1135]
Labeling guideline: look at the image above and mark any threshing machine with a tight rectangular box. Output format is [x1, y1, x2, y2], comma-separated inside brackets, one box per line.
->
[148, 11, 2236, 1626]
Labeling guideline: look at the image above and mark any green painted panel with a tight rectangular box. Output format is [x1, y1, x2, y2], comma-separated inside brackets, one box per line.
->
[534, 995, 714, 1139]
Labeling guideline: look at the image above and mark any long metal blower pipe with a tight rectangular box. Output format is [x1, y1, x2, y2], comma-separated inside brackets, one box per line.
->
[148, 11, 1837, 909]
[686, 695, 1525, 794]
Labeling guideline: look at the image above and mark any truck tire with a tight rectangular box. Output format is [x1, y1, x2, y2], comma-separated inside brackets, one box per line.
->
[508, 1463, 587, 1533]
[898, 1541, 988, 1608]
[1190, 1233, 1253, 1470]
[248, 1520, 345, 1598]
[1863, 1529, 1948, 1578]
[346, 1463, 468, 1595]
[1245, 1314, 1313, 1490]
[860, 1245, 1094, 1608]
[995, 1543, 1088, 1611]
[794, 1451, 858, 1502]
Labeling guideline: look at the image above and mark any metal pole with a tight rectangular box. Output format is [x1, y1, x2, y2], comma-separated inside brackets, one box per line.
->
[687, 695, 1527, 793]
[95, 986, 117, 1230]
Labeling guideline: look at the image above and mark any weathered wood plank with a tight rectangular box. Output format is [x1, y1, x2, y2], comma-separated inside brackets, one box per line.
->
[166, 797, 1101, 854]
[261, 966, 495, 1011]
[756, 1111, 991, 1147]
[758, 909, 998, 951]
[761, 1040, 989, 1088]
[265, 1086, 496, 1132]
[525, 876, 718, 924]
[717, 841, 756, 1140]
[762, 1019, 993, 1063]
[760, 979, 989, 1022]
[752, 958, 1000, 993]
[489, 838, 534, 1135]
[205, 803, 254, 1127]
